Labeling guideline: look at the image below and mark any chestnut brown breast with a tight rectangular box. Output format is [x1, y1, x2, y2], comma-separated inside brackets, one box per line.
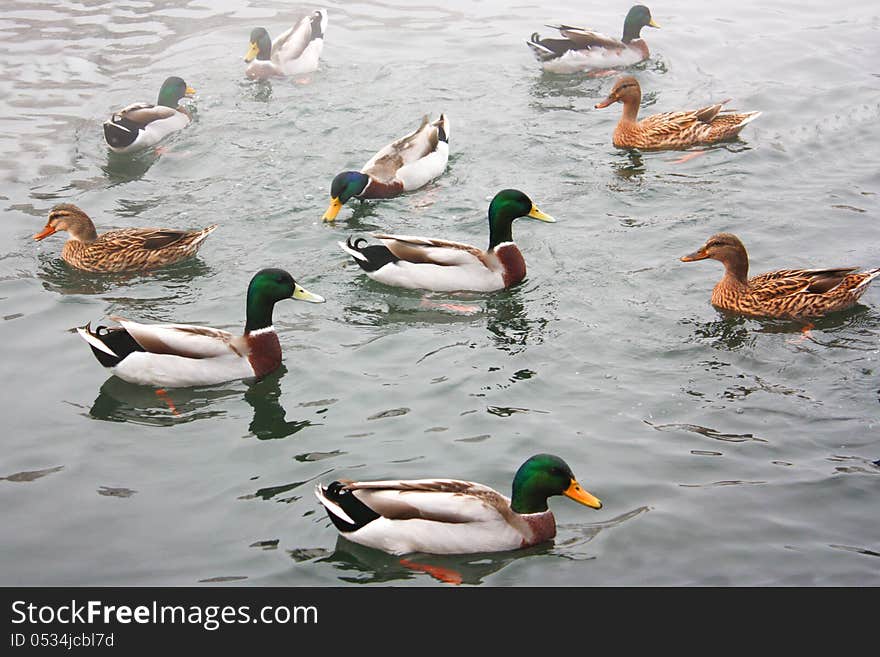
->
[520, 511, 556, 548]
[246, 330, 282, 380]
[496, 243, 527, 288]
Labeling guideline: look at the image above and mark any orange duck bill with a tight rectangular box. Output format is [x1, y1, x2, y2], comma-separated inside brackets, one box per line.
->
[33, 224, 57, 240]
[680, 247, 710, 262]
[594, 96, 616, 109]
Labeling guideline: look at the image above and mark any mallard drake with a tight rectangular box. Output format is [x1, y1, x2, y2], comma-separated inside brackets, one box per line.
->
[244, 9, 328, 79]
[322, 114, 450, 221]
[681, 233, 880, 319]
[315, 454, 602, 555]
[103, 77, 195, 153]
[338, 189, 553, 292]
[76, 268, 324, 388]
[595, 76, 761, 150]
[528, 5, 659, 74]
[33, 204, 216, 273]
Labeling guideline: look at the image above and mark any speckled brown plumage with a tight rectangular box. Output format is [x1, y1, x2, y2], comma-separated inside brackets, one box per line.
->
[681, 233, 880, 319]
[34, 203, 217, 273]
[595, 76, 761, 150]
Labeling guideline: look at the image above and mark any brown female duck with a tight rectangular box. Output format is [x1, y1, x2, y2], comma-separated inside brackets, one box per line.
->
[33, 204, 217, 273]
[595, 76, 761, 150]
[681, 233, 880, 319]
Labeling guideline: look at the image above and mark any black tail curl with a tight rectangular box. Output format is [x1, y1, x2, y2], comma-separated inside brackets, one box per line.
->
[345, 236, 398, 273]
[84, 324, 145, 368]
[321, 481, 379, 533]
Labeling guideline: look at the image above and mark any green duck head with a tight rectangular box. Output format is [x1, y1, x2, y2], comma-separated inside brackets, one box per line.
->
[244, 27, 273, 62]
[157, 76, 195, 108]
[622, 5, 660, 43]
[510, 454, 602, 514]
[487, 189, 554, 249]
[245, 268, 324, 333]
[323, 171, 370, 221]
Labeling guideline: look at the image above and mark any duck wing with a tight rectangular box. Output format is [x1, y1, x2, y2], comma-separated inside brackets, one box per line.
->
[750, 268, 860, 299]
[362, 115, 442, 183]
[343, 479, 512, 524]
[109, 316, 241, 359]
[111, 102, 178, 129]
[271, 14, 315, 63]
[97, 227, 207, 251]
[550, 25, 624, 50]
[374, 233, 487, 267]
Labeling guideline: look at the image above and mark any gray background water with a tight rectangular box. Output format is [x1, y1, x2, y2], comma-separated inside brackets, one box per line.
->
[1, 0, 878, 586]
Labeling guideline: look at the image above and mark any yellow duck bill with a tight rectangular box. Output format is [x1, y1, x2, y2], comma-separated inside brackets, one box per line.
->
[322, 198, 343, 222]
[293, 283, 325, 303]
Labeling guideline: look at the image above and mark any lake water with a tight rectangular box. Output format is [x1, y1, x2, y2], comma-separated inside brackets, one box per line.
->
[1, 0, 878, 586]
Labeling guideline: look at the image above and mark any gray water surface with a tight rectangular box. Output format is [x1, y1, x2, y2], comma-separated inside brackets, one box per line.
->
[1, 0, 879, 586]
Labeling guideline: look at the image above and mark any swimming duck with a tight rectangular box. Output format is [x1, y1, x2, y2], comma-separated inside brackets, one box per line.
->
[338, 189, 553, 292]
[315, 454, 602, 556]
[322, 114, 450, 221]
[528, 5, 659, 74]
[103, 77, 195, 153]
[595, 76, 761, 150]
[244, 9, 328, 79]
[76, 269, 325, 388]
[681, 233, 880, 319]
[33, 204, 216, 273]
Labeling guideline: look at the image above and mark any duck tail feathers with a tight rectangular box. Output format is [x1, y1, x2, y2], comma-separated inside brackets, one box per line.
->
[736, 111, 762, 128]
[77, 322, 145, 368]
[339, 237, 398, 272]
[433, 113, 450, 143]
[314, 482, 379, 533]
[338, 237, 369, 262]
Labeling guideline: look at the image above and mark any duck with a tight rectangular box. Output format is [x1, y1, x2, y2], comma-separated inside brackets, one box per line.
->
[338, 189, 553, 292]
[680, 233, 880, 319]
[244, 9, 328, 79]
[314, 454, 602, 556]
[103, 77, 195, 153]
[322, 114, 450, 221]
[33, 203, 217, 273]
[76, 268, 325, 388]
[595, 76, 761, 150]
[528, 5, 659, 74]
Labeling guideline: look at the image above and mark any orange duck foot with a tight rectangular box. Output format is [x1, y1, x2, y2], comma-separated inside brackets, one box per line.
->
[670, 150, 708, 164]
[155, 389, 180, 416]
[399, 558, 463, 585]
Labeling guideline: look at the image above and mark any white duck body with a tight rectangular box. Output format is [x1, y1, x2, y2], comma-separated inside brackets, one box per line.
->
[540, 41, 646, 74]
[103, 103, 191, 154]
[246, 9, 327, 79]
[77, 318, 279, 388]
[314, 479, 553, 555]
[341, 234, 519, 292]
[361, 114, 450, 193]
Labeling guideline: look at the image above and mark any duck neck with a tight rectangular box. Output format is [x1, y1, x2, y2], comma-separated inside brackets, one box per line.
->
[622, 16, 643, 44]
[488, 216, 514, 250]
[511, 486, 549, 515]
[720, 253, 749, 286]
[244, 292, 276, 335]
[69, 216, 98, 243]
[620, 93, 641, 124]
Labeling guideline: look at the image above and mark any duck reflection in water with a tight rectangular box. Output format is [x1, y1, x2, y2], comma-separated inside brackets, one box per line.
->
[89, 365, 315, 438]
[613, 150, 645, 179]
[242, 79, 273, 103]
[39, 255, 213, 297]
[686, 304, 871, 352]
[312, 536, 550, 586]
[88, 376, 236, 425]
[102, 150, 160, 186]
[485, 288, 548, 355]
[244, 366, 315, 440]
